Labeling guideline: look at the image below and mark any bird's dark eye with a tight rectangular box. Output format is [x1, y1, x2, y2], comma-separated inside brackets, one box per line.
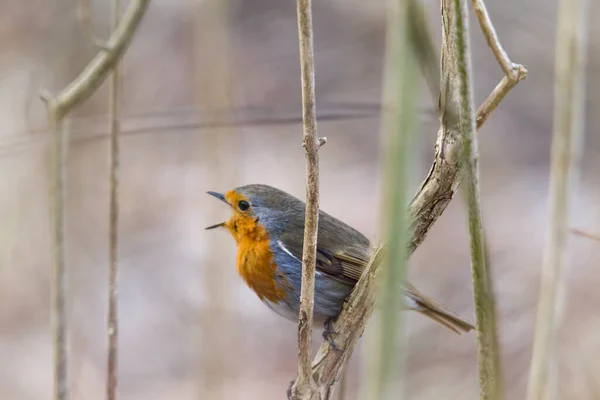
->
[238, 200, 250, 211]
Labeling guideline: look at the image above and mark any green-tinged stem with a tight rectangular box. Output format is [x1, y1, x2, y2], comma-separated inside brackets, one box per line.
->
[364, 0, 418, 398]
[452, 0, 502, 398]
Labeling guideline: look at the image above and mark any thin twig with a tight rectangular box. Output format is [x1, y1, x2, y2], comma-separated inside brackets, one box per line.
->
[475, 74, 523, 130]
[469, 0, 515, 77]
[49, 116, 69, 400]
[526, 0, 589, 398]
[571, 228, 600, 243]
[453, 0, 502, 398]
[469, 0, 527, 129]
[106, 0, 122, 398]
[289, 0, 320, 399]
[42, 2, 150, 399]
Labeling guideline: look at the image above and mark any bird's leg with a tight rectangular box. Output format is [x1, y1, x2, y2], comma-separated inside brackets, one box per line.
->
[322, 316, 342, 351]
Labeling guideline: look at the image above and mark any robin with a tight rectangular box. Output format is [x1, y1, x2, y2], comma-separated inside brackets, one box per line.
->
[205, 183, 474, 343]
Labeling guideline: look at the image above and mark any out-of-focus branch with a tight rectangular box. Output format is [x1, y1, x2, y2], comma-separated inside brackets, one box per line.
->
[363, 0, 417, 397]
[526, 0, 589, 398]
[77, 0, 110, 49]
[407, 0, 439, 101]
[41, 0, 150, 119]
[452, 0, 502, 398]
[571, 228, 600, 243]
[106, 0, 123, 398]
[289, 0, 323, 398]
[48, 114, 69, 400]
[41, 2, 150, 399]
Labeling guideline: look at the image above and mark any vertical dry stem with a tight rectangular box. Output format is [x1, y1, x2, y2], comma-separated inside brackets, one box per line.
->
[451, 0, 502, 397]
[49, 114, 69, 400]
[291, 0, 321, 398]
[526, 0, 589, 398]
[107, 0, 122, 398]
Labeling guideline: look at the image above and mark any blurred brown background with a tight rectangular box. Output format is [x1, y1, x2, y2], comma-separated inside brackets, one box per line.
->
[1, 0, 599, 399]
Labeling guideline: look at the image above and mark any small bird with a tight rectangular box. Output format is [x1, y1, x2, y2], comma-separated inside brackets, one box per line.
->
[206, 184, 474, 339]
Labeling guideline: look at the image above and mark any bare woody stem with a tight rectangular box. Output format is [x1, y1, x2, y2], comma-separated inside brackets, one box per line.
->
[42, 2, 150, 399]
[526, 0, 589, 398]
[469, 0, 527, 129]
[291, 0, 322, 398]
[452, 0, 502, 398]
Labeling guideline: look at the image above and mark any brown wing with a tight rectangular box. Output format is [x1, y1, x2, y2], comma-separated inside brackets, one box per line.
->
[277, 238, 370, 285]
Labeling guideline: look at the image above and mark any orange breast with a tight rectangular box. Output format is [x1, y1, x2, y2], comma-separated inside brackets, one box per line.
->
[224, 211, 289, 303]
[236, 237, 288, 303]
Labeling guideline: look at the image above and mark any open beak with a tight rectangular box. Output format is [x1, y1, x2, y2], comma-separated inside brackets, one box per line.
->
[206, 191, 228, 230]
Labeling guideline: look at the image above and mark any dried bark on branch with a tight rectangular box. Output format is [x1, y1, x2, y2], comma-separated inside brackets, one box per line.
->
[290, 0, 325, 399]
[289, 0, 527, 397]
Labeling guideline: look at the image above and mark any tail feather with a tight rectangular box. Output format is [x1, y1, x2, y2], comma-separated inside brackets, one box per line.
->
[404, 282, 475, 334]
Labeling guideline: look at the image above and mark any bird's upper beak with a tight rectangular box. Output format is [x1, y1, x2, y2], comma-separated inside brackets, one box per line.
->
[206, 191, 228, 204]
[205, 191, 228, 230]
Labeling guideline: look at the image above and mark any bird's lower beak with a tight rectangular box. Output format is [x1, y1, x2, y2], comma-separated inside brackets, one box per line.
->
[206, 191, 229, 230]
[205, 221, 226, 230]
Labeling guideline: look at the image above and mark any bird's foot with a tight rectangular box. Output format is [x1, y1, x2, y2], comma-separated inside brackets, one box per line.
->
[322, 317, 343, 351]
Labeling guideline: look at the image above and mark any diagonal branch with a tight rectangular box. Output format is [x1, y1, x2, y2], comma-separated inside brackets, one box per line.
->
[296, 0, 527, 397]
[41, 0, 150, 119]
[469, 0, 527, 129]
[571, 228, 600, 243]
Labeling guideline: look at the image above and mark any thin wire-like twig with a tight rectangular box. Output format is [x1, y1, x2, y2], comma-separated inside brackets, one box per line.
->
[526, 0, 589, 398]
[453, 0, 502, 398]
[571, 228, 600, 243]
[290, 0, 322, 398]
[42, 2, 150, 399]
[106, 0, 122, 398]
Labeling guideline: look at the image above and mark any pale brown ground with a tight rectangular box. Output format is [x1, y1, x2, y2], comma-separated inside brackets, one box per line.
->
[1, 0, 600, 399]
